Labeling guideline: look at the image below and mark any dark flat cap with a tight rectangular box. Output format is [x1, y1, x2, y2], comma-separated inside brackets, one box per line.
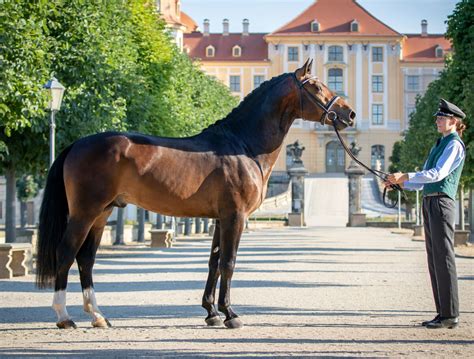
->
[434, 98, 466, 119]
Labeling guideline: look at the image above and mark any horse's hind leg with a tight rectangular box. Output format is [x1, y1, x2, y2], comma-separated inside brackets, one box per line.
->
[217, 213, 245, 329]
[202, 220, 224, 326]
[77, 210, 112, 328]
[53, 216, 95, 329]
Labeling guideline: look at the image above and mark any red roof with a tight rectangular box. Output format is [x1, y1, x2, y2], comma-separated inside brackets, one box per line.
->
[269, 0, 401, 37]
[184, 33, 268, 62]
[181, 11, 198, 33]
[402, 34, 451, 63]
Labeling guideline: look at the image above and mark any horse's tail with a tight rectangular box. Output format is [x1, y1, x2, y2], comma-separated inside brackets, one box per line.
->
[36, 144, 73, 289]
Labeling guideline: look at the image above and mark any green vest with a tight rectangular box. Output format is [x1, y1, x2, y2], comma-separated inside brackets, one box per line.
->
[423, 132, 465, 200]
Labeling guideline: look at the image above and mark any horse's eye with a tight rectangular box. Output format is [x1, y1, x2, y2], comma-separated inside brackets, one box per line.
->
[314, 84, 322, 92]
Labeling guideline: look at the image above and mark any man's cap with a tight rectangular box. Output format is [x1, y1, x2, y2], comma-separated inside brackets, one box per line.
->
[434, 98, 466, 119]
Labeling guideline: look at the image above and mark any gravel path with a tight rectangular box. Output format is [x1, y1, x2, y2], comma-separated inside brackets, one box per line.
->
[0, 227, 472, 357]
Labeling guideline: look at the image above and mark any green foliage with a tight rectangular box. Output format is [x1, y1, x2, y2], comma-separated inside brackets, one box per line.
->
[1, 0, 237, 178]
[17, 174, 40, 202]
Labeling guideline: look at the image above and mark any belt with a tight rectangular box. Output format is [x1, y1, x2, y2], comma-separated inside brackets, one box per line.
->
[424, 192, 446, 197]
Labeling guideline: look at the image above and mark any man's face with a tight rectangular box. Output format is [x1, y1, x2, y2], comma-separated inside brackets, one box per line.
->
[436, 115, 457, 133]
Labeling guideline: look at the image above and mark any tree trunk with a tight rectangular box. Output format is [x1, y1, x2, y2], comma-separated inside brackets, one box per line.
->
[137, 207, 145, 242]
[114, 207, 125, 245]
[5, 166, 16, 243]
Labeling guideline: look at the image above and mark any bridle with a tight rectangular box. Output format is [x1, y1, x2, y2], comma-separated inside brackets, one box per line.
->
[293, 73, 405, 208]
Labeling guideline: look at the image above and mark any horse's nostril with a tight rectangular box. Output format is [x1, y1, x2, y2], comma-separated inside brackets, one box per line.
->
[349, 111, 356, 120]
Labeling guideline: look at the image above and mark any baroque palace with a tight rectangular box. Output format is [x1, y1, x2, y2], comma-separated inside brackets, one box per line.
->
[160, 0, 450, 177]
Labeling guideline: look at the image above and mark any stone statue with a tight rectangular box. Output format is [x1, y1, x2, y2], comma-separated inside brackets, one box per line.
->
[288, 140, 305, 165]
[349, 141, 362, 157]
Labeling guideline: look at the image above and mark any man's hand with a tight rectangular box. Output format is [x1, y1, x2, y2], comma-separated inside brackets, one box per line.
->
[386, 172, 408, 184]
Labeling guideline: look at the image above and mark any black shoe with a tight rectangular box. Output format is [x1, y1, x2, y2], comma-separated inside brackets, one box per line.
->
[426, 317, 458, 329]
[421, 314, 440, 327]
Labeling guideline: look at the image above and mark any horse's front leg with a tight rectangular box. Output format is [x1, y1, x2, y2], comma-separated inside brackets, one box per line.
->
[202, 220, 224, 326]
[217, 213, 245, 329]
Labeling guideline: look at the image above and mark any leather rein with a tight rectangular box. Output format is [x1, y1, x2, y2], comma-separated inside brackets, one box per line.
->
[293, 73, 405, 208]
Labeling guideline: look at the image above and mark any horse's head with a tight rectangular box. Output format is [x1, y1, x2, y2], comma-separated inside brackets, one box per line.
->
[293, 59, 355, 130]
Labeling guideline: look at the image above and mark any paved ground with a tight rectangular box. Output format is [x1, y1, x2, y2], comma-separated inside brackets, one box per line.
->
[0, 227, 473, 358]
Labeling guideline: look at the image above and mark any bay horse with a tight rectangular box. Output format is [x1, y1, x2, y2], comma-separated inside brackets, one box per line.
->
[36, 59, 355, 329]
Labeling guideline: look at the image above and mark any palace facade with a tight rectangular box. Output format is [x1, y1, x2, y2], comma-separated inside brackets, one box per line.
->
[162, 0, 450, 176]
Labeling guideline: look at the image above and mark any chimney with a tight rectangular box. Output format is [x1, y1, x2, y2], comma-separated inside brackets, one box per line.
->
[203, 19, 210, 36]
[421, 19, 428, 37]
[242, 19, 249, 36]
[223, 19, 229, 36]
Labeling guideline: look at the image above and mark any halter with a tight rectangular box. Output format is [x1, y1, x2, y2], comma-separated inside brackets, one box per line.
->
[293, 73, 405, 208]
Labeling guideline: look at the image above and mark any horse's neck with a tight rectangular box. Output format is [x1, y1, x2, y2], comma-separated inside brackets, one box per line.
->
[230, 87, 298, 177]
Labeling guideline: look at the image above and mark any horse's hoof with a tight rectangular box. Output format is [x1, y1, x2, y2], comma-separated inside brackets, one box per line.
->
[205, 315, 224, 327]
[92, 317, 112, 328]
[224, 317, 243, 329]
[56, 319, 77, 329]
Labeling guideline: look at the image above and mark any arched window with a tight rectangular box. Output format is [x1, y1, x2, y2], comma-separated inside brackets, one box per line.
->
[311, 20, 320, 32]
[350, 20, 359, 32]
[206, 45, 215, 57]
[371, 145, 385, 171]
[328, 45, 343, 62]
[232, 45, 241, 57]
[328, 68, 343, 93]
[435, 45, 443, 58]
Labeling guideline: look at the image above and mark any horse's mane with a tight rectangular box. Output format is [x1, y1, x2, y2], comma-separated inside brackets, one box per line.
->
[202, 72, 291, 133]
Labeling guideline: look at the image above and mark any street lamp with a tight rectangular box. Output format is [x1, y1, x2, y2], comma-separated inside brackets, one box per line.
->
[43, 77, 65, 168]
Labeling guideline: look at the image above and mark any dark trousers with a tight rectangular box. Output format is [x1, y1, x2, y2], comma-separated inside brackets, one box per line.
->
[423, 195, 459, 318]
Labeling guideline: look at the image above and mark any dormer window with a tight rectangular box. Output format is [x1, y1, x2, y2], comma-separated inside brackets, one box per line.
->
[206, 45, 215, 57]
[311, 20, 320, 32]
[350, 20, 359, 32]
[435, 45, 443, 58]
[232, 45, 241, 57]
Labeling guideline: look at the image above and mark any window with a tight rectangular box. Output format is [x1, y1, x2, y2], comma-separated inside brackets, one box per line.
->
[253, 75, 265, 89]
[206, 46, 215, 57]
[372, 75, 383, 93]
[371, 145, 385, 170]
[229, 75, 241, 92]
[406, 75, 420, 91]
[435, 46, 443, 58]
[288, 47, 299, 62]
[372, 104, 384, 125]
[372, 46, 383, 62]
[328, 68, 343, 93]
[232, 46, 241, 57]
[311, 20, 320, 32]
[155, 0, 161, 11]
[351, 20, 359, 32]
[328, 45, 343, 62]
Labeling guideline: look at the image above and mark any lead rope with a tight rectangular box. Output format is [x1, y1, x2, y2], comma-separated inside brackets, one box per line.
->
[294, 73, 405, 208]
[332, 120, 406, 209]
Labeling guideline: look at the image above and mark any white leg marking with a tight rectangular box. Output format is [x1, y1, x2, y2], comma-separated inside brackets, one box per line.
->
[82, 287, 105, 321]
[52, 290, 70, 322]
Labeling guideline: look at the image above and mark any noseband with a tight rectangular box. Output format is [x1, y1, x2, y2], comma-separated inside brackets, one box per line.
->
[293, 73, 405, 208]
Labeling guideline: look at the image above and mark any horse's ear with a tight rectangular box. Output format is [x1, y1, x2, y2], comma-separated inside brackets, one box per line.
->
[295, 58, 311, 80]
[307, 59, 313, 73]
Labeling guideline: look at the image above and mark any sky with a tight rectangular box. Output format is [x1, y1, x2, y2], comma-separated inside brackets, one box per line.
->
[181, 0, 459, 35]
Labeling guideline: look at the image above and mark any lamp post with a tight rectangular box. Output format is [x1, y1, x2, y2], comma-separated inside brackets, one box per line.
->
[43, 77, 65, 168]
